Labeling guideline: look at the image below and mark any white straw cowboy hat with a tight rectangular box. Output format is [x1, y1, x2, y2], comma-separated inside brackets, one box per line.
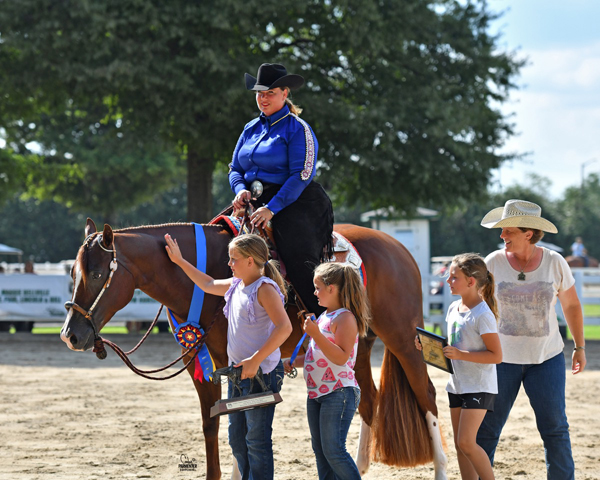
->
[480, 199, 558, 233]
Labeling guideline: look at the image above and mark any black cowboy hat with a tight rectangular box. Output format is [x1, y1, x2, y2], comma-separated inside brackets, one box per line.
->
[244, 63, 305, 91]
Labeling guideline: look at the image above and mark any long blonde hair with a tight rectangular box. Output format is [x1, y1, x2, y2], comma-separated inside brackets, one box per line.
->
[229, 234, 287, 301]
[313, 263, 371, 336]
[452, 253, 498, 319]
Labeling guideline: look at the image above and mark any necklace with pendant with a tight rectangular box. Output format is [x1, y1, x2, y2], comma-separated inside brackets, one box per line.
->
[516, 247, 537, 281]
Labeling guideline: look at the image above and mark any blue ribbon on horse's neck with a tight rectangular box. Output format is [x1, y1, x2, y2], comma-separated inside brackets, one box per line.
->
[167, 223, 214, 382]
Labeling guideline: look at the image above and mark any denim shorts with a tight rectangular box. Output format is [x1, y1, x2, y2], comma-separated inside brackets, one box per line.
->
[448, 391, 496, 411]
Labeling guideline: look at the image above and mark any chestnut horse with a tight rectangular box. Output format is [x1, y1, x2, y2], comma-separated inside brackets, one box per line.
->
[566, 255, 599, 268]
[60, 219, 447, 479]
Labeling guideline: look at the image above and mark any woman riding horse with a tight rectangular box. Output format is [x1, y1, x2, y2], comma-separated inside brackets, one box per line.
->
[229, 63, 334, 316]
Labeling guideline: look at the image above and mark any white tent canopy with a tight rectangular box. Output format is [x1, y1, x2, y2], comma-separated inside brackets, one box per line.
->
[0, 243, 23, 255]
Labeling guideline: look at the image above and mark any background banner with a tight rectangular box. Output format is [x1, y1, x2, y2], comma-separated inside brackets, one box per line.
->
[0, 275, 166, 322]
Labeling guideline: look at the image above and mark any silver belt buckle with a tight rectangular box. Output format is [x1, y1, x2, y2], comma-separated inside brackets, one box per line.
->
[250, 180, 264, 199]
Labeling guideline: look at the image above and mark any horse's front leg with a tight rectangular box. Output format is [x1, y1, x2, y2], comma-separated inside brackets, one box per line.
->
[188, 364, 223, 480]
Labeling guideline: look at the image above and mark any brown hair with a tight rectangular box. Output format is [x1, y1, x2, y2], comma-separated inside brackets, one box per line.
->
[452, 253, 498, 319]
[313, 263, 371, 336]
[518, 227, 544, 244]
[229, 234, 287, 301]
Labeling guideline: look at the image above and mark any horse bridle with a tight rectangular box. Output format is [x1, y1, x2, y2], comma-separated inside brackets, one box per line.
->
[64, 233, 118, 341]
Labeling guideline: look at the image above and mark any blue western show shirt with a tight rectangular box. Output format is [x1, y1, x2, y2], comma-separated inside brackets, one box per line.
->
[229, 104, 318, 214]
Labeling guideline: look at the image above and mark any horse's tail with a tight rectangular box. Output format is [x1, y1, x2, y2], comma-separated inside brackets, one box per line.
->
[371, 348, 434, 466]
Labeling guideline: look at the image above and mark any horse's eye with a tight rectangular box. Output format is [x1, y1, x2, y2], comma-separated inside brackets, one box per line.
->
[91, 272, 102, 280]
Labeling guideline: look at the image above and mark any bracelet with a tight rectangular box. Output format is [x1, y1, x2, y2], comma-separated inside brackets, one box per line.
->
[574, 346, 585, 351]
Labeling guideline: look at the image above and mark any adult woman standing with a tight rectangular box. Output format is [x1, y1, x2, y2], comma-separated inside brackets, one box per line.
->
[229, 63, 334, 315]
[476, 199, 586, 480]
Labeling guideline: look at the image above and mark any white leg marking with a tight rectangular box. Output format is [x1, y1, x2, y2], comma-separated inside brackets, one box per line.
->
[355, 419, 372, 476]
[426, 411, 448, 480]
[230, 457, 241, 480]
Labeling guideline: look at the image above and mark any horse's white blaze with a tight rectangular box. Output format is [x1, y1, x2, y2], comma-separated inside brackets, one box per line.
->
[426, 410, 448, 480]
[60, 262, 82, 349]
[355, 419, 372, 475]
[230, 457, 241, 480]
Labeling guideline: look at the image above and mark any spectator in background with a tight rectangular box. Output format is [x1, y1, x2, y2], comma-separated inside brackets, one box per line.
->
[24, 260, 36, 274]
[570, 236, 589, 267]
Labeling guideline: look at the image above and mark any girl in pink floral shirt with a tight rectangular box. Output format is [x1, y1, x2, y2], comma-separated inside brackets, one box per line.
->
[284, 263, 370, 479]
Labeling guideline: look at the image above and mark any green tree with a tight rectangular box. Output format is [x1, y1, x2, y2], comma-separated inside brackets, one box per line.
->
[1, 0, 523, 221]
[556, 173, 600, 258]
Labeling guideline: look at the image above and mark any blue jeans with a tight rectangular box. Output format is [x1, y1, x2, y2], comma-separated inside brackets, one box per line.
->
[306, 387, 361, 480]
[228, 361, 284, 480]
[476, 352, 574, 480]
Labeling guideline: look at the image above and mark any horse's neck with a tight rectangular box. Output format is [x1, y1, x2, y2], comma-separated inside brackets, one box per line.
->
[116, 228, 190, 309]
[115, 225, 230, 312]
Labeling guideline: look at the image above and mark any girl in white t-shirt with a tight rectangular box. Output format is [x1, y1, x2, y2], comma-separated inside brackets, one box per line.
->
[283, 263, 371, 480]
[416, 253, 502, 480]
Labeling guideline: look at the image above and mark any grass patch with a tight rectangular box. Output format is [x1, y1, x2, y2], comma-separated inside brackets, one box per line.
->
[584, 304, 600, 317]
[31, 325, 132, 335]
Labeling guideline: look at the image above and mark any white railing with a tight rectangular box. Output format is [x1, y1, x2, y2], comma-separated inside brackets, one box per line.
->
[425, 268, 600, 337]
[571, 268, 600, 326]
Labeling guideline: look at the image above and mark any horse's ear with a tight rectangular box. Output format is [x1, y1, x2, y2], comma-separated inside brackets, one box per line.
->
[102, 224, 114, 248]
[85, 218, 97, 237]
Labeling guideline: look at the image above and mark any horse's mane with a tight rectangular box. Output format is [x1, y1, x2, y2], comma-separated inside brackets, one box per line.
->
[114, 222, 224, 233]
[114, 222, 191, 233]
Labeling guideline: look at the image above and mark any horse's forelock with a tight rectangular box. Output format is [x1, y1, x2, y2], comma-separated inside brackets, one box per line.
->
[75, 244, 89, 286]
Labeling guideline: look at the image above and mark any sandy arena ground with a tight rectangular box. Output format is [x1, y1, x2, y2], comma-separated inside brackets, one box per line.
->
[1, 333, 599, 480]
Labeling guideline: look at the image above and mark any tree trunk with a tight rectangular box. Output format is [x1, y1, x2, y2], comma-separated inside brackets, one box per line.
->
[187, 149, 215, 223]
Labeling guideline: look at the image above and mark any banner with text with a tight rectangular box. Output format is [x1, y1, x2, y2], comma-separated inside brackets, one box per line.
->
[0, 275, 166, 322]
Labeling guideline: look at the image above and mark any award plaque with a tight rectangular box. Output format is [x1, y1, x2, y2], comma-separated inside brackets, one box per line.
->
[210, 391, 283, 417]
[209, 364, 283, 418]
[416, 327, 454, 374]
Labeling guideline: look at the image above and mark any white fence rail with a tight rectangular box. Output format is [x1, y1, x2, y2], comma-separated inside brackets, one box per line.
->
[425, 267, 600, 337]
[2, 266, 598, 333]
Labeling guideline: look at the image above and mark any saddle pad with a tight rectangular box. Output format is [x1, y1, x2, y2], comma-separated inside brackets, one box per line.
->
[209, 215, 243, 236]
[329, 232, 367, 287]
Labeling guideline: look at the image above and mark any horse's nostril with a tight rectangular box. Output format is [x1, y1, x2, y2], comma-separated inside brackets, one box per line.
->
[69, 334, 78, 347]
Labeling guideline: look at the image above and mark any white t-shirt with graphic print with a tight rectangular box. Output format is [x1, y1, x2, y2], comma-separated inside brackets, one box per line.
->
[485, 247, 575, 365]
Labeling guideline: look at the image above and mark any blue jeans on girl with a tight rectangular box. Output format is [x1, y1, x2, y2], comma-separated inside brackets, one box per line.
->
[306, 386, 361, 480]
[476, 352, 574, 479]
[228, 361, 284, 480]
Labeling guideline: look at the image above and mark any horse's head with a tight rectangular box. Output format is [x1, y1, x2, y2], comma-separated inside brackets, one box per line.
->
[60, 218, 135, 351]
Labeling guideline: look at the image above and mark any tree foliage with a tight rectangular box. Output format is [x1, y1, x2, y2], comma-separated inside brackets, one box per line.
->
[1, 0, 523, 222]
[556, 173, 600, 258]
